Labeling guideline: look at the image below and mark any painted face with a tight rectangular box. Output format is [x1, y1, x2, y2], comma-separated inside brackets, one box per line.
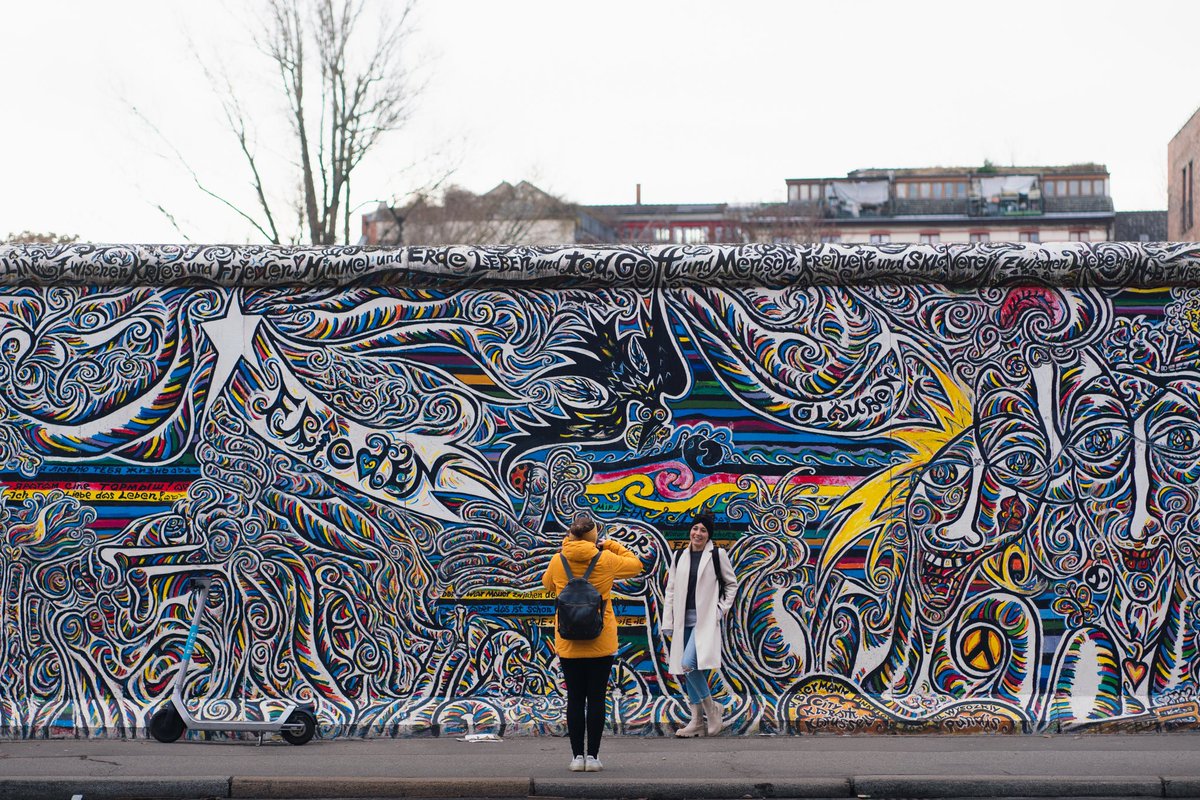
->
[1107, 381, 1200, 604]
[976, 359, 1134, 588]
[689, 523, 711, 549]
[907, 426, 1028, 623]
[906, 355, 1130, 625]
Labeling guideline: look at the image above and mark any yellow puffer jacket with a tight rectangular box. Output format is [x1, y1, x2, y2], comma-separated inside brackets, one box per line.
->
[541, 536, 643, 659]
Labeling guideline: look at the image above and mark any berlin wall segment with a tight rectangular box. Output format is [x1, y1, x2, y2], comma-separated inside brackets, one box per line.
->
[1, 243, 1199, 739]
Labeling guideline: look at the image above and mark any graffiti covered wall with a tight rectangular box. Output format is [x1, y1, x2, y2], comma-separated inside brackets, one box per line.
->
[2, 243, 1200, 737]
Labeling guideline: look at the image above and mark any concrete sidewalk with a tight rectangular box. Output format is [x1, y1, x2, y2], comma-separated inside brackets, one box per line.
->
[3, 734, 1200, 799]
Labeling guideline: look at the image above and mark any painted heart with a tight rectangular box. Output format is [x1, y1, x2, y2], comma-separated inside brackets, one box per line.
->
[1123, 659, 1147, 687]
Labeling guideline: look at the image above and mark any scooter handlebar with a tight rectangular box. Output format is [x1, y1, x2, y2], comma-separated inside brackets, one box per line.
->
[185, 576, 214, 592]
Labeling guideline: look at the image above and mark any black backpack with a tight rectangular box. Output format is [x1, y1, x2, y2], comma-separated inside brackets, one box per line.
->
[674, 546, 730, 598]
[556, 551, 605, 640]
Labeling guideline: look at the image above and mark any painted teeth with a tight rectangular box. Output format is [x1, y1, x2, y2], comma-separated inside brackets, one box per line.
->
[923, 553, 966, 568]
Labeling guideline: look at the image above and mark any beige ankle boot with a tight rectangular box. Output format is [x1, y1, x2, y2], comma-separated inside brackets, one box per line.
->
[675, 703, 706, 737]
[701, 695, 723, 736]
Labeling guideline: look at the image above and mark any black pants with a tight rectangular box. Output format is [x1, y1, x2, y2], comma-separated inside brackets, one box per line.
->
[559, 655, 614, 758]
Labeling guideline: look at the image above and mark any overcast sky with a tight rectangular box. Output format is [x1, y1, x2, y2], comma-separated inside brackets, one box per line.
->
[2, 0, 1197, 243]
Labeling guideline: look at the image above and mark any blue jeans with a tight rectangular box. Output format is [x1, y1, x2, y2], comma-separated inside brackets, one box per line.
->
[681, 626, 712, 704]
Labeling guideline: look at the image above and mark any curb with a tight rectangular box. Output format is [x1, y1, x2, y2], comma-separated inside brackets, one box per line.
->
[230, 776, 530, 798]
[851, 775, 1164, 798]
[532, 777, 851, 799]
[0, 777, 230, 800]
[1165, 777, 1200, 798]
[6, 774, 1200, 799]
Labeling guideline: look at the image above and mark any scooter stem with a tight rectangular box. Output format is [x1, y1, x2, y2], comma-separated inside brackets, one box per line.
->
[172, 577, 213, 698]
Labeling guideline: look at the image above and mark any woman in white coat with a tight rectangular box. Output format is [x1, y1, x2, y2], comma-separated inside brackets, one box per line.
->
[661, 514, 739, 737]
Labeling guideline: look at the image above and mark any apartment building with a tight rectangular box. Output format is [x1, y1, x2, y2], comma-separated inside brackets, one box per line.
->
[1169, 107, 1199, 241]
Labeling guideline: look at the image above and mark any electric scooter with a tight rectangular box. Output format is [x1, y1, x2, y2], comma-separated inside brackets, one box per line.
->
[148, 577, 318, 745]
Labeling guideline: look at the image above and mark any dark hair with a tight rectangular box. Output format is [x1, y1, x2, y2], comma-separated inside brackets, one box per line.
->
[690, 514, 715, 538]
[568, 514, 597, 538]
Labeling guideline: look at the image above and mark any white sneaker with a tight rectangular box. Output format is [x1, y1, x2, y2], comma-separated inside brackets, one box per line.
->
[585, 755, 603, 772]
[569, 755, 586, 772]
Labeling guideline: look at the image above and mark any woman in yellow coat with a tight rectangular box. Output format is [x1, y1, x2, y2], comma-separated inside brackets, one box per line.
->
[541, 514, 643, 772]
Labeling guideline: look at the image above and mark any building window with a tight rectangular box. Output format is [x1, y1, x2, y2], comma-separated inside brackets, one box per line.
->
[869, 233, 890, 244]
[896, 180, 967, 200]
[1019, 231, 1039, 243]
[1069, 231, 1090, 242]
[820, 234, 842, 244]
[654, 227, 671, 243]
[919, 233, 940, 245]
[1139, 233, 1150, 243]
[793, 183, 822, 203]
[684, 227, 708, 244]
[969, 232, 990, 244]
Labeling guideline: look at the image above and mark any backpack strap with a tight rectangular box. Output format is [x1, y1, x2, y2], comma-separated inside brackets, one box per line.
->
[712, 546, 729, 598]
[581, 549, 603, 580]
[559, 553, 576, 580]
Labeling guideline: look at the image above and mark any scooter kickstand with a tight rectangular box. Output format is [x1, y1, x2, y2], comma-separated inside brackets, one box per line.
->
[257, 732, 264, 747]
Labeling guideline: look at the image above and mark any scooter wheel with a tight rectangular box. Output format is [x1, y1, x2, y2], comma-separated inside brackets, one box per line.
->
[281, 709, 317, 745]
[148, 705, 186, 743]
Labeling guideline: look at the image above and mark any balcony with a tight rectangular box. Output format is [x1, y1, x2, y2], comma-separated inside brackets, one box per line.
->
[892, 198, 969, 216]
[790, 192, 1113, 222]
[967, 194, 1044, 217]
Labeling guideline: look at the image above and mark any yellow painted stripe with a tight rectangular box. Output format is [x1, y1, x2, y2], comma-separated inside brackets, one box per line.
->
[1, 488, 188, 503]
[587, 474, 847, 514]
[455, 373, 497, 385]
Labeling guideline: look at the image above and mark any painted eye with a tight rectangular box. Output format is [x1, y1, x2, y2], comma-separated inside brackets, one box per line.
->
[1153, 423, 1200, 458]
[1008, 450, 1036, 474]
[999, 450, 1042, 477]
[923, 461, 968, 488]
[1073, 428, 1126, 459]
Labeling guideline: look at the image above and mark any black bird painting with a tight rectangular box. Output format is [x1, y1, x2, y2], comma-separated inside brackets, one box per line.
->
[500, 292, 690, 469]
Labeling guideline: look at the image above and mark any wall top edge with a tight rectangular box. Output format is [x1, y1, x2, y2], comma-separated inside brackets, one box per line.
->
[2, 242, 1199, 289]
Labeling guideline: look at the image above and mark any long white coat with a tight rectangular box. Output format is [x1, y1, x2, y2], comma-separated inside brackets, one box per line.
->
[662, 542, 739, 674]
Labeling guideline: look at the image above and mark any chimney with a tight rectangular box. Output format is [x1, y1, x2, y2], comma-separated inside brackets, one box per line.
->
[636, 183, 642, 205]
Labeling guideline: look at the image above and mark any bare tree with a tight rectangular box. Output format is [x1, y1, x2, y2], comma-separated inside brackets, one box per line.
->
[147, 0, 417, 245]
[728, 202, 831, 244]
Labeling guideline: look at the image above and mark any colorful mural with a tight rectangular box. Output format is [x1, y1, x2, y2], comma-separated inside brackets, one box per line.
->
[1, 243, 1200, 738]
